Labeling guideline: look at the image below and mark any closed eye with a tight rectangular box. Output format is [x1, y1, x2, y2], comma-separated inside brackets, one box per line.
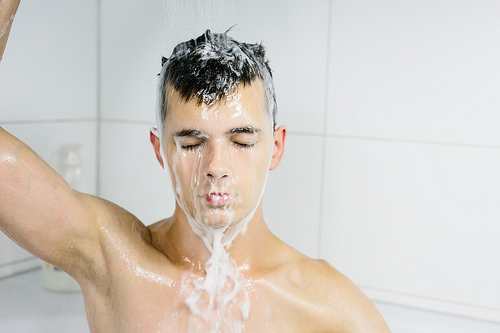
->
[230, 128, 259, 150]
[181, 142, 204, 151]
[233, 142, 255, 149]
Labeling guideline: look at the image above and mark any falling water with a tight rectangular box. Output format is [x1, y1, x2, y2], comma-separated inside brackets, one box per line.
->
[161, 0, 237, 52]
[159, 2, 262, 332]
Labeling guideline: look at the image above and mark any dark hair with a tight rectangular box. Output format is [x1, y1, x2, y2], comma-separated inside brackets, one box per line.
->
[157, 29, 277, 131]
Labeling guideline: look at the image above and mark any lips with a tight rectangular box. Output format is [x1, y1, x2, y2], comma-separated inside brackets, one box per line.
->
[202, 193, 233, 206]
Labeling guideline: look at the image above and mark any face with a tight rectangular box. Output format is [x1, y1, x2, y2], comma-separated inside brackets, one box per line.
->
[151, 80, 285, 230]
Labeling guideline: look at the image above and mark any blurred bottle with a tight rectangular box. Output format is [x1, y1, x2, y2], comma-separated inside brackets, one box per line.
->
[42, 143, 85, 293]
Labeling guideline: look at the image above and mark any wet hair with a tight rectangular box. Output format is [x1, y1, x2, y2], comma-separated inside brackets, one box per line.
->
[157, 29, 277, 131]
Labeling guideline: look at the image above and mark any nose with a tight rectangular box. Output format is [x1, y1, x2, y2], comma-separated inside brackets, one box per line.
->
[204, 141, 232, 181]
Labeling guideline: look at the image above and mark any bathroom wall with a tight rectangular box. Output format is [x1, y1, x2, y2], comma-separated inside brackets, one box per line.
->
[1, 0, 499, 331]
[323, 0, 500, 323]
[0, 0, 98, 277]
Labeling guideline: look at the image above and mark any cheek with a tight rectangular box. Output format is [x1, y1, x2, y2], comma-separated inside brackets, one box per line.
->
[174, 156, 198, 183]
[236, 150, 271, 190]
[166, 151, 197, 195]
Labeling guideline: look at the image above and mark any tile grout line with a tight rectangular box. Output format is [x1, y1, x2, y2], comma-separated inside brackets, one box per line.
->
[326, 133, 500, 150]
[95, 0, 102, 196]
[0, 118, 96, 125]
[100, 117, 155, 125]
[317, 0, 334, 260]
[361, 284, 500, 314]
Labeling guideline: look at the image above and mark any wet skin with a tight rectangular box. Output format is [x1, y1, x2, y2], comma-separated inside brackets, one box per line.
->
[159, 80, 275, 231]
[0, 80, 390, 332]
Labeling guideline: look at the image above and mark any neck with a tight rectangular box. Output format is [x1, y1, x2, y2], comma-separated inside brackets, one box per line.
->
[155, 201, 276, 275]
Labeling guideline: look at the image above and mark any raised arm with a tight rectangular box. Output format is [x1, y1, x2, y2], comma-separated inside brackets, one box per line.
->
[0, 0, 106, 283]
[0, 0, 20, 62]
[1, 0, 153, 289]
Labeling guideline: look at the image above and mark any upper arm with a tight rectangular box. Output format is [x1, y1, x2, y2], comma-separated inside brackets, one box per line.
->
[0, 127, 103, 278]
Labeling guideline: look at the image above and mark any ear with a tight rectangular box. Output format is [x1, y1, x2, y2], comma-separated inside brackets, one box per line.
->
[150, 127, 164, 168]
[269, 125, 286, 171]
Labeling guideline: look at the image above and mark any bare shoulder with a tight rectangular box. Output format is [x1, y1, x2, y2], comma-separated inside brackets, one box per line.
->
[85, 194, 152, 242]
[292, 257, 391, 332]
[75, 194, 153, 280]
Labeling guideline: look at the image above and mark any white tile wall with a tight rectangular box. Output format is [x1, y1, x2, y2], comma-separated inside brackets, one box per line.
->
[264, 133, 323, 259]
[323, 0, 500, 323]
[0, 0, 98, 122]
[100, 0, 164, 123]
[99, 121, 175, 225]
[327, 0, 500, 146]
[320, 136, 500, 321]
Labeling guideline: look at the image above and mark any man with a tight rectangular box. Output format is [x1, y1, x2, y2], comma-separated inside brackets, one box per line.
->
[0, 1, 390, 332]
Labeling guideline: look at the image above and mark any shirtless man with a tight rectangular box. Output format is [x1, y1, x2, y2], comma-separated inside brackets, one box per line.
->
[0, 2, 390, 332]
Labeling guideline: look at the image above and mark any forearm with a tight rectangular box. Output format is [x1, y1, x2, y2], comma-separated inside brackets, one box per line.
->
[0, 0, 21, 62]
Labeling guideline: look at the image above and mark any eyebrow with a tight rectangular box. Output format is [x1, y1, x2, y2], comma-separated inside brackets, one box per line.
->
[173, 129, 207, 138]
[174, 127, 261, 138]
[226, 126, 262, 135]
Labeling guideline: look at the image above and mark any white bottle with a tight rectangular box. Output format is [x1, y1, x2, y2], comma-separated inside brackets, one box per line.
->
[42, 144, 85, 293]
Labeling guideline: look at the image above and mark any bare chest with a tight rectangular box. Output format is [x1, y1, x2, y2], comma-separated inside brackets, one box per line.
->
[84, 277, 325, 333]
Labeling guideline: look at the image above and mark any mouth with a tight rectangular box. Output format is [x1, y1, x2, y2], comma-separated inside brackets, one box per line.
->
[201, 192, 233, 206]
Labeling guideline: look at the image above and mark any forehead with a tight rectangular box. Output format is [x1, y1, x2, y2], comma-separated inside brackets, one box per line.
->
[164, 80, 270, 128]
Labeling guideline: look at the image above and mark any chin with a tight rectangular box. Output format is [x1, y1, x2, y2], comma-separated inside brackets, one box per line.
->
[191, 209, 235, 228]
[202, 216, 237, 229]
[203, 221, 233, 230]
